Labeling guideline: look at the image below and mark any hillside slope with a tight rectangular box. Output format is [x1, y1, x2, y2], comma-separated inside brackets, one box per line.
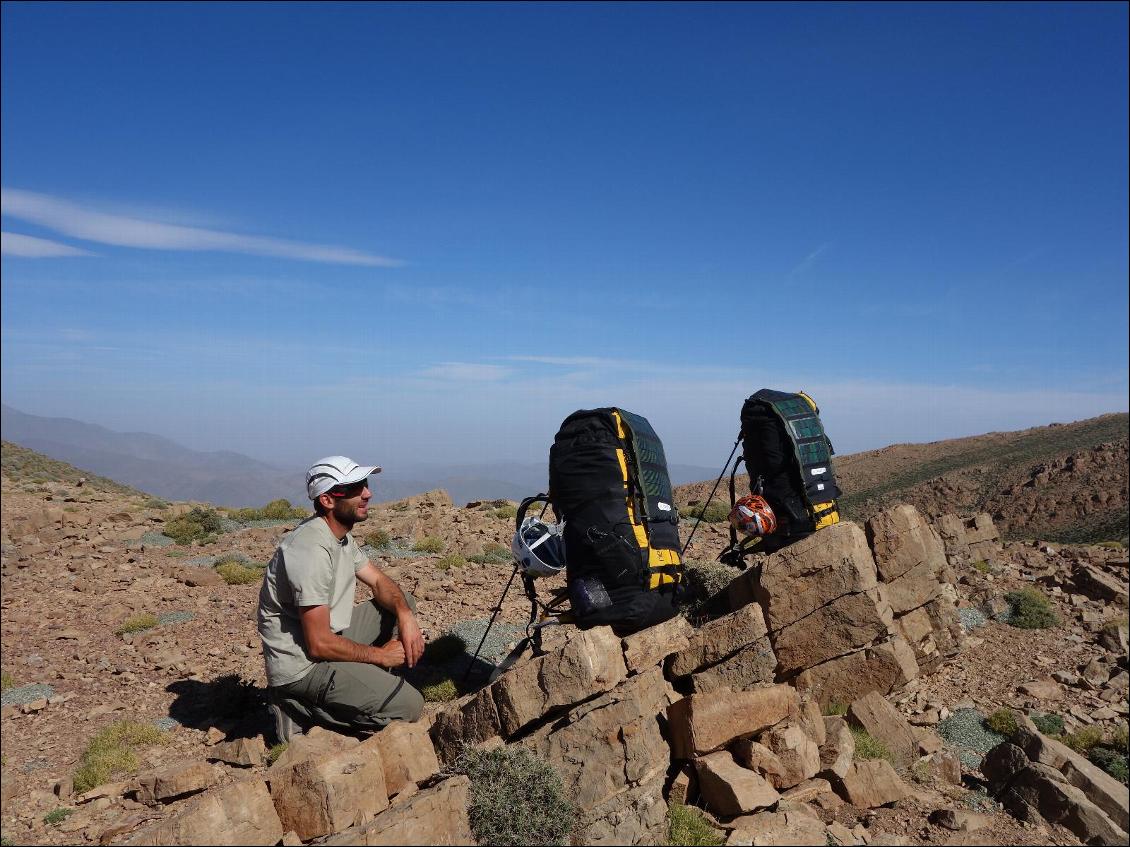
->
[676, 413, 1129, 544]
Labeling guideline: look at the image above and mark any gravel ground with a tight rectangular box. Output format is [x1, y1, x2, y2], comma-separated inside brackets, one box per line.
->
[157, 611, 195, 626]
[446, 618, 527, 664]
[936, 707, 1008, 770]
[1, 683, 55, 708]
[959, 607, 988, 632]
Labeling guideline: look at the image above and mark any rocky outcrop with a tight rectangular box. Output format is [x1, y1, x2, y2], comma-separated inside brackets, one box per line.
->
[982, 721, 1129, 846]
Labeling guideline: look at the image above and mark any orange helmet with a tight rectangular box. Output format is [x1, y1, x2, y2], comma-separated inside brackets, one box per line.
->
[730, 495, 777, 537]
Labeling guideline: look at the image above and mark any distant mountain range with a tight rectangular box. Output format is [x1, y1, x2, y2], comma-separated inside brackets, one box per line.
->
[0, 404, 716, 507]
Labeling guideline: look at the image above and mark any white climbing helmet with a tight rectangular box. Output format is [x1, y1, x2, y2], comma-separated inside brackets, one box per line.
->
[511, 516, 567, 578]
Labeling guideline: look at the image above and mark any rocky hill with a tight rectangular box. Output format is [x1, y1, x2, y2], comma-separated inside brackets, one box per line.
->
[676, 413, 1129, 545]
[1, 445, 1127, 846]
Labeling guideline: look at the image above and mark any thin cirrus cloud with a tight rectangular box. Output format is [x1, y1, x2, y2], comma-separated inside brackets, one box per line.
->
[0, 187, 403, 267]
[418, 362, 514, 382]
[0, 231, 95, 258]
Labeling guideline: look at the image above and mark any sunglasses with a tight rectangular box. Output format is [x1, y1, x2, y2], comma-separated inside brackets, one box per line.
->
[328, 479, 370, 498]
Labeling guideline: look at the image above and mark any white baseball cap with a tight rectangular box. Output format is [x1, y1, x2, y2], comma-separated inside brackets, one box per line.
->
[306, 456, 382, 500]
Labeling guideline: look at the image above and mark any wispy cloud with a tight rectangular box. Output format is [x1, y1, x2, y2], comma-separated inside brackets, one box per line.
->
[505, 355, 628, 368]
[418, 362, 514, 381]
[789, 241, 833, 276]
[1, 231, 95, 258]
[0, 188, 403, 267]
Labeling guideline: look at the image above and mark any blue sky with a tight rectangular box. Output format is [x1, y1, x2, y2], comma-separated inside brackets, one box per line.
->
[2, 2, 1127, 470]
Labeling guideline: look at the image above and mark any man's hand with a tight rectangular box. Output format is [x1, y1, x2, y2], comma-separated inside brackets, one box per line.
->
[373, 639, 407, 669]
[397, 611, 425, 668]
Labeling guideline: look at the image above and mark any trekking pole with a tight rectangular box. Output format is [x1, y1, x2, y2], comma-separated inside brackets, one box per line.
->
[462, 494, 548, 683]
[463, 562, 521, 683]
[681, 433, 741, 556]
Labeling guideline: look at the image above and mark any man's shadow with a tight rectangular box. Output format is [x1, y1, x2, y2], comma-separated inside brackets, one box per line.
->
[165, 674, 269, 741]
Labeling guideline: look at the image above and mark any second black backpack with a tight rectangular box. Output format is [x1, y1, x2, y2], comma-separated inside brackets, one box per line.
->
[740, 389, 842, 540]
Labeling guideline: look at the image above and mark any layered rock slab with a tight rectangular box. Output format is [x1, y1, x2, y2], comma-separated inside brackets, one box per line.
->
[125, 778, 283, 845]
[521, 667, 671, 845]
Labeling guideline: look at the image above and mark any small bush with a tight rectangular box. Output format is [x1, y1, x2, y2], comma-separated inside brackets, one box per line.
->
[163, 507, 223, 544]
[143, 497, 169, 510]
[680, 559, 738, 622]
[972, 560, 992, 574]
[823, 702, 849, 717]
[73, 721, 167, 793]
[666, 803, 724, 846]
[492, 505, 518, 521]
[1088, 746, 1129, 784]
[1004, 588, 1059, 629]
[115, 614, 158, 636]
[421, 678, 458, 703]
[214, 560, 263, 585]
[469, 542, 511, 564]
[436, 554, 466, 572]
[413, 536, 445, 554]
[226, 499, 307, 522]
[0, 670, 14, 691]
[1061, 726, 1104, 755]
[455, 745, 576, 846]
[984, 709, 1019, 738]
[1111, 724, 1128, 752]
[364, 529, 392, 549]
[682, 502, 730, 523]
[1031, 712, 1065, 736]
[42, 808, 73, 826]
[267, 742, 288, 766]
[850, 727, 894, 763]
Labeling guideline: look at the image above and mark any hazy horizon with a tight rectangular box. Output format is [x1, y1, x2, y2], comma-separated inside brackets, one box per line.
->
[3, 4, 1127, 467]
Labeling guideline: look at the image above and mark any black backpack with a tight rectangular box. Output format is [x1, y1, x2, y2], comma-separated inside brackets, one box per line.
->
[733, 389, 841, 550]
[549, 408, 683, 632]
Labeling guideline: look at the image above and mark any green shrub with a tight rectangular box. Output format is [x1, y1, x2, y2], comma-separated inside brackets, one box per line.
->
[666, 803, 724, 846]
[682, 502, 730, 523]
[492, 505, 518, 521]
[850, 727, 894, 763]
[143, 497, 169, 510]
[1112, 724, 1128, 752]
[972, 560, 992, 574]
[984, 709, 1019, 738]
[823, 702, 849, 717]
[42, 808, 73, 826]
[436, 554, 466, 571]
[680, 559, 738, 622]
[0, 670, 14, 691]
[73, 721, 167, 793]
[1061, 726, 1104, 755]
[115, 614, 158, 636]
[163, 507, 223, 544]
[262, 498, 307, 520]
[267, 742, 288, 766]
[1031, 713, 1065, 736]
[454, 745, 576, 846]
[421, 678, 458, 703]
[469, 542, 511, 564]
[214, 560, 263, 585]
[1004, 588, 1059, 629]
[413, 536, 445, 554]
[364, 529, 392, 549]
[1088, 746, 1128, 784]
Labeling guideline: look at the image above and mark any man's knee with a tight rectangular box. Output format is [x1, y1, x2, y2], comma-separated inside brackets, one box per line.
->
[375, 681, 423, 724]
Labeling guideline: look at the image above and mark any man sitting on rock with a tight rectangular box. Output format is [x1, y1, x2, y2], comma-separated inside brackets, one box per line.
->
[257, 456, 425, 742]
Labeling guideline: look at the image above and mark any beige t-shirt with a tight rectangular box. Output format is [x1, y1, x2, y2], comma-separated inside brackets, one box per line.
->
[257, 516, 368, 687]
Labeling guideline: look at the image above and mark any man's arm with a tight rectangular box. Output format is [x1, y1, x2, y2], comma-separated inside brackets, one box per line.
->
[298, 604, 406, 667]
[356, 563, 425, 668]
